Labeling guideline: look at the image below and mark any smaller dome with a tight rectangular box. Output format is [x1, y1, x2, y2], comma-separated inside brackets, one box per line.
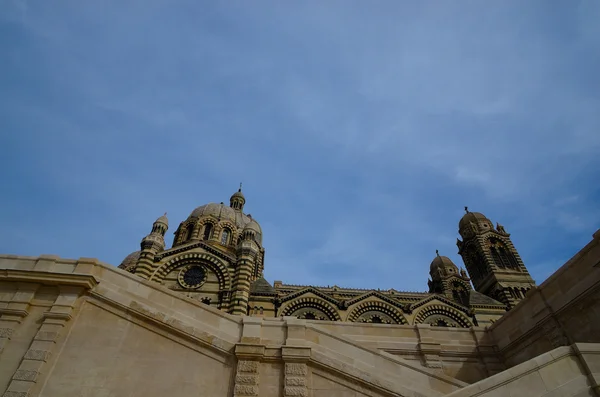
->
[459, 209, 490, 230]
[231, 189, 245, 200]
[118, 250, 140, 270]
[430, 251, 459, 277]
[244, 219, 262, 234]
[155, 213, 169, 226]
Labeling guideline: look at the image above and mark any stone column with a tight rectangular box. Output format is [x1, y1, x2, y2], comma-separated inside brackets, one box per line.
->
[281, 317, 311, 397]
[284, 316, 307, 346]
[232, 345, 265, 397]
[282, 346, 311, 397]
[0, 283, 38, 357]
[232, 317, 266, 396]
[2, 285, 84, 397]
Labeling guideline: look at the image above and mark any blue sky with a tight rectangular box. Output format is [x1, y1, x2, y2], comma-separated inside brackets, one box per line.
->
[1, 1, 599, 292]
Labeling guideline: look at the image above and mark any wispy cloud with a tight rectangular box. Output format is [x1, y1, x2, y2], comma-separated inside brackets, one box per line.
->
[0, 1, 599, 291]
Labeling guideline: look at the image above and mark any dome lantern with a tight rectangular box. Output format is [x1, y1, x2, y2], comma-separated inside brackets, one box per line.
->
[230, 183, 246, 211]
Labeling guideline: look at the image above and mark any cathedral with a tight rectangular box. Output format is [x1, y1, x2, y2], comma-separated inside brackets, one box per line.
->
[0, 186, 599, 397]
[118, 188, 536, 328]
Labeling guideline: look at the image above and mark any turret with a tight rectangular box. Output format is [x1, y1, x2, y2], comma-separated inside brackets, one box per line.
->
[428, 250, 471, 306]
[230, 184, 246, 211]
[229, 221, 261, 315]
[134, 213, 169, 280]
[457, 207, 535, 309]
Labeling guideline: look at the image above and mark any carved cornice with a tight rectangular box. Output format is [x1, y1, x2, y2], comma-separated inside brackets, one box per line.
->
[0, 269, 98, 290]
[42, 311, 72, 321]
[0, 308, 29, 318]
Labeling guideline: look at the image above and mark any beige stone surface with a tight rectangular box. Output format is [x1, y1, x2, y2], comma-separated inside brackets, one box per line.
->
[0, 227, 599, 397]
[39, 302, 234, 397]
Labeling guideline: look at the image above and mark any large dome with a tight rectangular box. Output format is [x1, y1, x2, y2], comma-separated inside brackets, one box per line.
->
[118, 250, 140, 270]
[189, 202, 261, 233]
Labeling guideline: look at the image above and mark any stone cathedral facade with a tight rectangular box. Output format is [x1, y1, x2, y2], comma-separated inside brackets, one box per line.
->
[118, 188, 536, 328]
[1, 188, 599, 397]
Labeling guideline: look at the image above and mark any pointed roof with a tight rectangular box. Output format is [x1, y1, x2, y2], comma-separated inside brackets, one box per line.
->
[250, 277, 276, 295]
[469, 290, 505, 307]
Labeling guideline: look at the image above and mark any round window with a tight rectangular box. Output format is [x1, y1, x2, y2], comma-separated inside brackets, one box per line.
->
[177, 265, 207, 289]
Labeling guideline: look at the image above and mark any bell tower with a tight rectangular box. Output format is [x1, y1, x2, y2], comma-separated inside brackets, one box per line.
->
[456, 207, 535, 309]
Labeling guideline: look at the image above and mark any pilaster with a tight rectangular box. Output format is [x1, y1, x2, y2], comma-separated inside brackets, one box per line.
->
[2, 285, 84, 397]
[233, 344, 265, 397]
[416, 324, 442, 368]
[282, 346, 311, 397]
[0, 283, 38, 356]
[284, 317, 307, 346]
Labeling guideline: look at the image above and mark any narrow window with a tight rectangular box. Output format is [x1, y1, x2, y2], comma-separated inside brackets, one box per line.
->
[221, 228, 231, 245]
[491, 248, 504, 268]
[186, 224, 194, 240]
[203, 224, 213, 240]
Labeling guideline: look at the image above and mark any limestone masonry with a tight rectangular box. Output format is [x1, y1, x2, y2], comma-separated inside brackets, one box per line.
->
[1, 188, 599, 396]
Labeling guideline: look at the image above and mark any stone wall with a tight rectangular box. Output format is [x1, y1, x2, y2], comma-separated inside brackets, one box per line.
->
[444, 344, 600, 397]
[0, 254, 465, 397]
[1, 227, 599, 397]
[489, 230, 600, 368]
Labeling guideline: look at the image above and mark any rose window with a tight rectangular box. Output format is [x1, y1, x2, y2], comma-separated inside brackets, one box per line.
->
[177, 265, 207, 289]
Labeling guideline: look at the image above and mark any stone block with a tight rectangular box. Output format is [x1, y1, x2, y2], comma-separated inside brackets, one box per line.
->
[23, 349, 51, 362]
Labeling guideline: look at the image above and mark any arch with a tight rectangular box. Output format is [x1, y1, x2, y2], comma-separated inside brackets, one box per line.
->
[279, 297, 341, 321]
[346, 300, 407, 324]
[413, 304, 472, 328]
[150, 252, 232, 291]
[202, 223, 214, 241]
[221, 228, 231, 245]
[185, 223, 195, 241]
[450, 280, 470, 306]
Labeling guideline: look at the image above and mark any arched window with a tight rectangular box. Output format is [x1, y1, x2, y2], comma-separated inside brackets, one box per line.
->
[508, 251, 520, 270]
[259, 307, 264, 315]
[186, 224, 194, 240]
[203, 224, 213, 240]
[491, 248, 503, 268]
[221, 228, 231, 245]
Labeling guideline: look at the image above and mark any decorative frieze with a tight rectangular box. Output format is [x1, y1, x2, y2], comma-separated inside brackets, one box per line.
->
[233, 359, 260, 397]
[284, 363, 308, 397]
[24, 349, 51, 362]
[34, 330, 59, 342]
[2, 391, 29, 397]
[542, 319, 568, 348]
[12, 370, 40, 382]
[281, 346, 311, 397]
[0, 327, 14, 338]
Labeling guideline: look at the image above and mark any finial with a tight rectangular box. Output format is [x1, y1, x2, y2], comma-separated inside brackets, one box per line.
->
[436, 249, 440, 257]
[164, 212, 167, 216]
[464, 206, 469, 214]
[239, 182, 242, 192]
